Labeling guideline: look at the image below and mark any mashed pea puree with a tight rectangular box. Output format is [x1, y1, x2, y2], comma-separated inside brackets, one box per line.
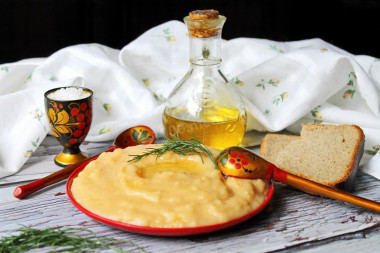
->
[71, 144, 268, 228]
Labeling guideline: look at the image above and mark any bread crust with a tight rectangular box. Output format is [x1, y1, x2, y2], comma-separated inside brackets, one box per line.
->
[299, 124, 365, 186]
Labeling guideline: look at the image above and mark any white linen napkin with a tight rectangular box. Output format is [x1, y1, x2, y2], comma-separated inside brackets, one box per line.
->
[1, 20, 380, 179]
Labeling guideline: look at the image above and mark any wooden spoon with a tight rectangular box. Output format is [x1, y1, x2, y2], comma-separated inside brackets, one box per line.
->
[13, 125, 155, 199]
[217, 146, 380, 213]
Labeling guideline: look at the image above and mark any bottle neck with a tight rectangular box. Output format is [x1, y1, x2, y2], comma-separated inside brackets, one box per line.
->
[189, 35, 222, 66]
[184, 15, 226, 66]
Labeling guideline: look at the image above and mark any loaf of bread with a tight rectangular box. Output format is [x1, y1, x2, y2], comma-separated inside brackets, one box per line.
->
[260, 124, 365, 190]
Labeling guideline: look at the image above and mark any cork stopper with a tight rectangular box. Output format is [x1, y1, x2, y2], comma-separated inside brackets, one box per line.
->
[184, 9, 225, 38]
[189, 10, 219, 20]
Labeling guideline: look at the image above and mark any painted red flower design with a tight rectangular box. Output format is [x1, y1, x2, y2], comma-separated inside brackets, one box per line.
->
[80, 102, 87, 111]
[48, 100, 92, 145]
[228, 152, 249, 169]
[127, 135, 137, 146]
[118, 129, 153, 147]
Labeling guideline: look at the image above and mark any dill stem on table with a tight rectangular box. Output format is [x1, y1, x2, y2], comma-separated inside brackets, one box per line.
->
[0, 226, 146, 253]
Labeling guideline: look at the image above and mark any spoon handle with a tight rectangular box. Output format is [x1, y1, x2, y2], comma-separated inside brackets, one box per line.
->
[273, 167, 380, 213]
[13, 154, 99, 199]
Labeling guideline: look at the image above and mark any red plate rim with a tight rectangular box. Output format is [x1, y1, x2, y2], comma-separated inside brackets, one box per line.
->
[66, 155, 274, 236]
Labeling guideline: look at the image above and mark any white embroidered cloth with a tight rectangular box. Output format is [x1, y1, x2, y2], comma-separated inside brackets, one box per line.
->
[1, 20, 380, 179]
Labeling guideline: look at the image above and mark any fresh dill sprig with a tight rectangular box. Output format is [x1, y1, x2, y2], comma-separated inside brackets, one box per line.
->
[0, 226, 146, 253]
[128, 134, 218, 169]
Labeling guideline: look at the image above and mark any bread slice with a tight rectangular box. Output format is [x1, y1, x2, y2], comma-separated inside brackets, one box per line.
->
[259, 134, 300, 162]
[260, 124, 365, 190]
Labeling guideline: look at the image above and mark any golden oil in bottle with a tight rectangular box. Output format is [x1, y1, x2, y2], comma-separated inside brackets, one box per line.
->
[163, 105, 247, 150]
[163, 10, 247, 149]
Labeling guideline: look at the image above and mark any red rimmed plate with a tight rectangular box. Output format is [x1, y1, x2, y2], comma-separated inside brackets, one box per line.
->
[66, 156, 274, 236]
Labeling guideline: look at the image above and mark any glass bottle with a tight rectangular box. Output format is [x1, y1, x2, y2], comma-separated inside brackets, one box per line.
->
[163, 10, 247, 150]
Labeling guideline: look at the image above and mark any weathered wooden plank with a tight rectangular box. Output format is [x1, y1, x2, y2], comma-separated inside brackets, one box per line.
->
[1, 135, 380, 252]
[1, 172, 379, 252]
[0, 137, 112, 185]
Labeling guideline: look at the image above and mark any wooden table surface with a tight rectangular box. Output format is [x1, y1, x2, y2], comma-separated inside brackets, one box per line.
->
[1, 135, 380, 252]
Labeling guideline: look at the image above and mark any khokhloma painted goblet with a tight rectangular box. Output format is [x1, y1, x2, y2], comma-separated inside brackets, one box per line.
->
[44, 86, 93, 167]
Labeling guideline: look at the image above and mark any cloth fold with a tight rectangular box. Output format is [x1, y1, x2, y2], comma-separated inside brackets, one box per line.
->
[1, 20, 380, 179]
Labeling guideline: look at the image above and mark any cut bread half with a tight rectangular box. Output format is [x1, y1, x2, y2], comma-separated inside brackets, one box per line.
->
[260, 124, 365, 191]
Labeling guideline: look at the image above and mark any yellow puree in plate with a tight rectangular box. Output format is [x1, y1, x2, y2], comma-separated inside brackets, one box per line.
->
[71, 144, 268, 228]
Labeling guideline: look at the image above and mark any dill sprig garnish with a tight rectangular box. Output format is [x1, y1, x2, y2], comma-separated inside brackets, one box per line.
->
[0, 226, 146, 253]
[128, 134, 218, 169]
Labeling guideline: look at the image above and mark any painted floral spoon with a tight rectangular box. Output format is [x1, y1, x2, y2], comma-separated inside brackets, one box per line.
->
[14, 125, 155, 199]
[217, 146, 380, 213]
